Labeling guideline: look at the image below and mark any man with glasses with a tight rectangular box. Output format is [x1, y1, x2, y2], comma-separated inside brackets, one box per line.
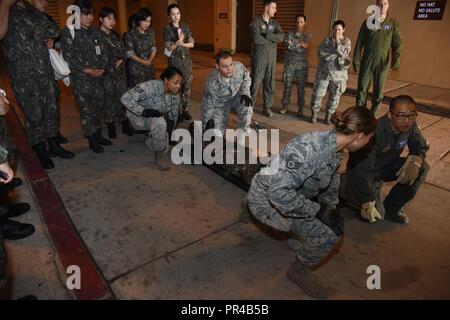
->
[341, 95, 429, 224]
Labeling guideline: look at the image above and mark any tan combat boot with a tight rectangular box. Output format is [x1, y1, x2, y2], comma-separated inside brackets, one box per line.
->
[155, 151, 170, 171]
[263, 108, 273, 117]
[279, 105, 289, 114]
[287, 260, 329, 299]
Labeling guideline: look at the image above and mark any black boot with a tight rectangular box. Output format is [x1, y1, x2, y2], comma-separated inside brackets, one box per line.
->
[96, 129, 112, 146]
[88, 134, 104, 154]
[0, 219, 35, 240]
[57, 131, 68, 144]
[32, 142, 54, 170]
[5, 202, 31, 219]
[106, 122, 117, 139]
[48, 136, 75, 159]
[120, 119, 135, 136]
[4, 177, 22, 190]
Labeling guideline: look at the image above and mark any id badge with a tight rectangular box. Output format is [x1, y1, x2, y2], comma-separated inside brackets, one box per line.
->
[95, 45, 101, 55]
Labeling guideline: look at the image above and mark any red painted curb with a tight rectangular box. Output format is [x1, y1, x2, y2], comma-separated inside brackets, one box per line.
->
[5, 107, 114, 300]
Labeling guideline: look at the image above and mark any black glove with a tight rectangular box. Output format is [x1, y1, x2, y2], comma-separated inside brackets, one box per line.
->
[141, 109, 162, 118]
[316, 203, 344, 236]
[240, 95, 252, 107]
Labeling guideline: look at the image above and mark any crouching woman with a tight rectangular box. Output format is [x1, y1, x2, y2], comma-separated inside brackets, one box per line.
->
[121, 67, 183, 171]
[247, 106, 376, 298]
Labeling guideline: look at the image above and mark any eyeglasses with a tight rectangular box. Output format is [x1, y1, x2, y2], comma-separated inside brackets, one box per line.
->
[391, 112, 418, 121]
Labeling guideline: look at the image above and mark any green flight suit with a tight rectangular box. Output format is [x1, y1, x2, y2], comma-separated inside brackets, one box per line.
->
[250, 16, 284, 112]
[353, 17, 402, 114]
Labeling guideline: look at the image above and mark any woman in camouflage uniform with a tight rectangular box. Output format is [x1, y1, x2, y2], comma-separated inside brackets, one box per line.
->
[99, 7, 134, 139]
[121, 67, 183, 171]
[310, 20, 352, 124]
[163, 4, 195, 121]
[247, 106, 376, 299]
[124, 7, 156, 89]
[280, 14, 311, 117]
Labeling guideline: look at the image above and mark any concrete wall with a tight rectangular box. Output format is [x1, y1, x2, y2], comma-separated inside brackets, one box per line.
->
[304, 0, 450, 89]
[178, 0, 215, 50]
[141, 0, 172, 53]
[303, 0, 334, 68]
[53, 0, 450, 88]
[214, 0, 236, 52]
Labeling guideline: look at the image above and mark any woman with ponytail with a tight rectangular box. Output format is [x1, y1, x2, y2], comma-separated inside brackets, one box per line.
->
[247, 106, 376, 299]
[120, 67, 183, 171]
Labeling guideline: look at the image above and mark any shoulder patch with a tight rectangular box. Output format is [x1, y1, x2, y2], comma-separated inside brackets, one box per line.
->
[134, 86, 144, 94]
[286, 154, 301, 170]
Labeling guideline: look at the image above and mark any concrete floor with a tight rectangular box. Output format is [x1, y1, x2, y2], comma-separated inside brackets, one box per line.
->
[1, 52, 449, 300]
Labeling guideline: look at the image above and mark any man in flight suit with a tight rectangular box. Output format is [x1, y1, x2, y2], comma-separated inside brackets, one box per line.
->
[250, 0, 284, 117]
[353, 0, 403, 115]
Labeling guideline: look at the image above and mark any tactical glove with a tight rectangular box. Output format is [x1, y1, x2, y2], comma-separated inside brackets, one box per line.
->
[316, 203, 344, 237]
[396, 155, 422, 185]
[360, 201, 382, 223]
[240, 95, 252, 107]
[141, 109, 162, 118]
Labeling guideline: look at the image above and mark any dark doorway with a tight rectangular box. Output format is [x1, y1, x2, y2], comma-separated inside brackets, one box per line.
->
[236, 0, 253, 54]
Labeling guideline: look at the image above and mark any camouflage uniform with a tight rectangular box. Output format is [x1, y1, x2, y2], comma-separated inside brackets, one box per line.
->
[2, 3, 60, 145]
[282, 30, 312, 110]
[60, 26, 108, 137]
[123, 27, 157, 89]
[163, 23, 194, 112]
[310, 36, 351, 114]
[0, 110, 16, 165]
[201, 61, 253, 134]
[121, 80, 180, 152]
[249, 16, 284, 112]
[247, 130, 341, 266]
[100, 30, 128, 123]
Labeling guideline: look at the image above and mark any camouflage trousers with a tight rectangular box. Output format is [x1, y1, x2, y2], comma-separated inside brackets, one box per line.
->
[129, 116, 169, 152]
[11, 75, 59, 145]
[290, 217, 339, 267]
[104, 75, 127, 123]
[248, 191, 338, 267]
[310, 79, 347, 114]
[0, 119, 17, 165]
[72, 76, 104, 136]
[203, 95, 253, 136]
[282, 64, 308, 109]
[127, 65, 155, 89]
[169, 56, 193, 112]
